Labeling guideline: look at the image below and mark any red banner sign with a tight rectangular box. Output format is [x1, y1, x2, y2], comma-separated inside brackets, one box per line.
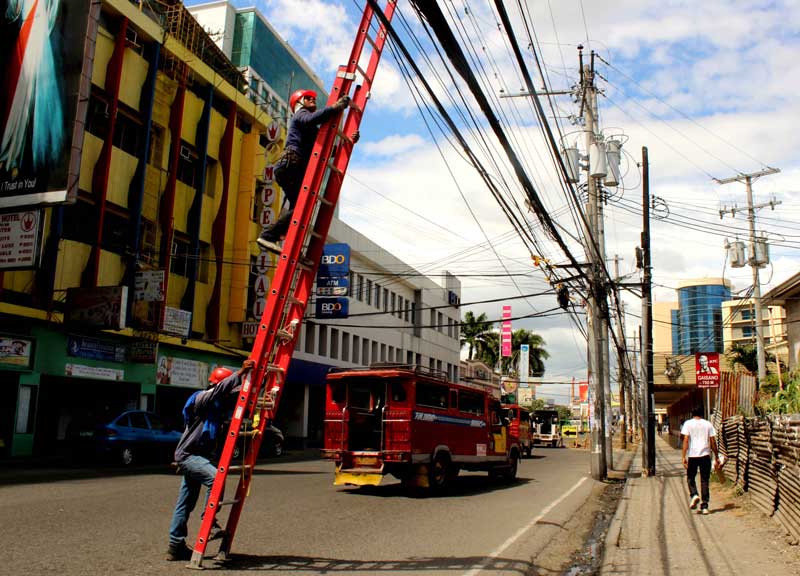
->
[695, 352, 720, 388]
[501, 305, 512, 357]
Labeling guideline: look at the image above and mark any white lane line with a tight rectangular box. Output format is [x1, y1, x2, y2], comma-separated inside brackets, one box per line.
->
[464, 476, 589, 576]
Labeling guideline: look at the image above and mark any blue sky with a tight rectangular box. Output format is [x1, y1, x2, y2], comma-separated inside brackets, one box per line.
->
[188, 1, 800, 402]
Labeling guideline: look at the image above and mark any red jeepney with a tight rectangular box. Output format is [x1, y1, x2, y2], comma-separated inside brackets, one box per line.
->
[322, 365, 520, 492]
[502, 404, 533, 457]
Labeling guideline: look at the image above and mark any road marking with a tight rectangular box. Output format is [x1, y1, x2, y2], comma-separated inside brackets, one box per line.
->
[464, 476, 589, 576]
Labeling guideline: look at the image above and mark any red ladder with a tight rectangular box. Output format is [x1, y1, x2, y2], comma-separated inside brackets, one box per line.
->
[188, 1, 397, 568]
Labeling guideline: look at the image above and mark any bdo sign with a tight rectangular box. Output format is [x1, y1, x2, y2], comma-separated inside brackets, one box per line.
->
[315, 297, 349, 319]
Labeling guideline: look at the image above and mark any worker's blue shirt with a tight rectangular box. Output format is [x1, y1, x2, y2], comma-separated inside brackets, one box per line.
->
[284, 105, 339, 161]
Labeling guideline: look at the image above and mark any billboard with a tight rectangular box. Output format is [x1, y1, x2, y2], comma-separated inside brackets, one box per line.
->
[0, 0, 98, 210]
[501, 305, 512, 357]
[695, 352, 720, 389]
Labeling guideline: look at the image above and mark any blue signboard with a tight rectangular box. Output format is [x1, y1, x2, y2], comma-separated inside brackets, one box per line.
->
[317, 243, 350, 276]
[316, 275, 350, 296]
[315, 297, 349, 319]
[67, 335, 126, 363]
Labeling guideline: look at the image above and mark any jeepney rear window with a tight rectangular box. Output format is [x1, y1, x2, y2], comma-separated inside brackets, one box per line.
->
[349, 381, 373, 409]
[330, 382, 346, 404]
[458, 391, 484, 415]
[416, 382, 448, 409]
[391, 381, 407, 403]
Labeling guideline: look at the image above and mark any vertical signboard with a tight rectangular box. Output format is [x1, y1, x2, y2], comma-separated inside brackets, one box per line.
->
[501, 305, 512, 357]
[695, 352, 720, 388]
[0, 0, 98, 209]
[519, 343, 529, 387]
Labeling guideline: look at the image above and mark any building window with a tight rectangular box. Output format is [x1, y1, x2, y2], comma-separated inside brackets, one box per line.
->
[740, 309, 753, 321]
[374, 283, 381, 309]
[305, 323, 315, 353]
[170, 236, 190, 277]
[438, 312, 444, 333]
[341, 331, 349, 362]
[330, 328, 339, 359]
[371, 341, 378, 365]
[406, 350, 413, 365]
[352, 335, 360, 364]
[383, 288, 389, 312]
[177, 143, 198, 187]
[318, 325, 328, 357]
[366, 279, 373, 305]
[357, 274, 364, 301]
[391, 292, 396, 315]
[362, 338, 369, 365]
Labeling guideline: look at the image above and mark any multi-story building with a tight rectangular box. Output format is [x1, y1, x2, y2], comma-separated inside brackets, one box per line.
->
[721, 298, 787, 366]
[672, 278, 732, 355]
[188, 0, 327, 125]
[0, 0, 460, 457]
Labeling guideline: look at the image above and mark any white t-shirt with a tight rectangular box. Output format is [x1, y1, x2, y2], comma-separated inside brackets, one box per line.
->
[681, 417, 716, 457]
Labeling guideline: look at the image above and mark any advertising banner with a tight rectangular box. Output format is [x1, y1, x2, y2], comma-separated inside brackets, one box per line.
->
[317, 243, 350, 276]
[501, 305, 512, 357]
[156, 355, 209, 389]
[0, 335, 33, 368]
[695, 352, 720, 389]
[0, 210, 43, 269]
[1, 0, 98, 209]
[67, 335, 125, 363]
[162, 306, 192, 338]
[66, 286, 128, 330]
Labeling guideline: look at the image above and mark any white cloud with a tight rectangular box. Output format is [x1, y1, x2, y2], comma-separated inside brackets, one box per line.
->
[360, 134, 427, 157]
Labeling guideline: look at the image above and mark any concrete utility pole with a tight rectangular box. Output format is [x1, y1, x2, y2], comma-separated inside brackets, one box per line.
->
[581, 49, 607, 480]
[641, 147, 655, 476]
[717, 168, 781, 385]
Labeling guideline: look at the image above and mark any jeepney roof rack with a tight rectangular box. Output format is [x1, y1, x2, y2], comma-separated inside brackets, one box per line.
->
[328, 363, 449, 382]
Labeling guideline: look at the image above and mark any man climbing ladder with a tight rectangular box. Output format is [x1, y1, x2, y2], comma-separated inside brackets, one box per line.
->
[187, 0, 398, 569]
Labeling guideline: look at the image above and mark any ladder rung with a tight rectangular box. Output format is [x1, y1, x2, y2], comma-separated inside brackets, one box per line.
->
[256, 399, 274, 410]
[326, 161, 344, 176]
[289, 295, 306, 305]
[318, 194, 334, 206]
[276, 329, 294, 341]
[310, 230, 324, 239]
[266, 364, 284, 374]
[365, 33, 379, 52]
[336, 130, 354, 144]
[227, 465, 254, 473]
[296, 258, 314, 271]
[219, 499, 241, 507]
[239, 429, 260, 438]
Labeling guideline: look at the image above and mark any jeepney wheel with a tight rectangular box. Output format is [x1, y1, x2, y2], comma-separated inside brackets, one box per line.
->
[504, 453, 518, 481]
[429, 454, 451, 492]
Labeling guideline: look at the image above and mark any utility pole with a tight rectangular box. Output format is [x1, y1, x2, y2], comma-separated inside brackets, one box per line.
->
[613, 255, 628, 450]
[641, 147, 655, 476]
[717, 168, 781, 385]
[581, 49, 607, 480]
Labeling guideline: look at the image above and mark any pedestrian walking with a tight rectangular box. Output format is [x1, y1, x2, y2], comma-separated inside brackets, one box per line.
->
[256, 89, 357, 253]
[166, 358, 255, 561]
[680, 404, 720, 515]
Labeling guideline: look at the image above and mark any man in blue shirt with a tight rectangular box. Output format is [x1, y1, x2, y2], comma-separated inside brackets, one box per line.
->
[257, 89, 356, 253]
[166, 358, 254, 561]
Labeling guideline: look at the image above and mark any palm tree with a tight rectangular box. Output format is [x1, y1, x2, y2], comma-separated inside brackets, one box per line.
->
[475, 329, 549, 377]
[511, 329, 549, 377]
[460, 311, 493, 360]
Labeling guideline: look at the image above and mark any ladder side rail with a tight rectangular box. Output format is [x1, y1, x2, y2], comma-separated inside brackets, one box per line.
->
[189, 1, 396, 566]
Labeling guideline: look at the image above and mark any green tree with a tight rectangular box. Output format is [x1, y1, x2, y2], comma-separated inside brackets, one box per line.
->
[484, 329, 549, 376]
[460, 311, 493, 360]
[726, 343, 775, 374]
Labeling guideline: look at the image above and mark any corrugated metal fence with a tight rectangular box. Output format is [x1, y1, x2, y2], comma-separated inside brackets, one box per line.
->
[716, 414, 800, 543]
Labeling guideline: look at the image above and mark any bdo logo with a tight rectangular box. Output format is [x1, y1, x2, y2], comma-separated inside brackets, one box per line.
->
[321, 302, 343, 312]
[321, 254, 346, 265]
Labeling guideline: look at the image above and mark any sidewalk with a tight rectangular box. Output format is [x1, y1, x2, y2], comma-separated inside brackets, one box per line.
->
[601, 436, 800, 575]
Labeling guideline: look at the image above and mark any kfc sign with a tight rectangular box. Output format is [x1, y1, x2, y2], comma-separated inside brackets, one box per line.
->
[695, 352, 720, 388]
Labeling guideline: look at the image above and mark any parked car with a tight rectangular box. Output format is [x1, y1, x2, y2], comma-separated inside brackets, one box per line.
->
[231, 424, 284, 460]
[70, 410, 182, 466]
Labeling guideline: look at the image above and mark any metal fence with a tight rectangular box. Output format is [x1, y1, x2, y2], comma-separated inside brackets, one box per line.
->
[716, 414, 800, 543]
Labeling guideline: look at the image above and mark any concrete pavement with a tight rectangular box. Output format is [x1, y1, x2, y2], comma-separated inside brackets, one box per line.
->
[601, 436, 800, 575]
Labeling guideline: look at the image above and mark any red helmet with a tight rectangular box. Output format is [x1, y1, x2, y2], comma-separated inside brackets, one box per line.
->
[289, 89, 317, 112]
[209, 367, 233, 385]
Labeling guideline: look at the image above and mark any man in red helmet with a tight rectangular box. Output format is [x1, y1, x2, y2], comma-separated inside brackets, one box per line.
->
[257, 89, 357, 253]
[166, 358, 255, 561]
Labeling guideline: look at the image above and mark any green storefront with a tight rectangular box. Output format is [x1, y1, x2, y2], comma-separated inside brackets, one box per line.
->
[4, 323, 244, 458]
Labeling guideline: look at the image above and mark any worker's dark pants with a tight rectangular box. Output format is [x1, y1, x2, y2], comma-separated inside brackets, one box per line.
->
[260, 149, 304, 241]
[687, 455, 712, 507]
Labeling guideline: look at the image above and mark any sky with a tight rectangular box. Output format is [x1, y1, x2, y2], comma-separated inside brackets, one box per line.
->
[189, 0, 800, 404]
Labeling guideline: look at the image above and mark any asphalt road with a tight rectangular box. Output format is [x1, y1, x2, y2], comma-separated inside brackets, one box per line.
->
[0, 448, 599, 576]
